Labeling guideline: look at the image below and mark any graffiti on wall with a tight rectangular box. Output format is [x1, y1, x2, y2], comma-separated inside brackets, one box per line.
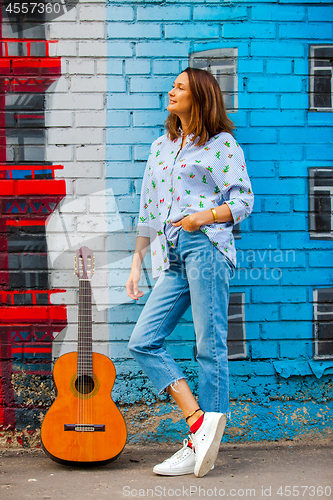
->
[0, 3, 67, 434]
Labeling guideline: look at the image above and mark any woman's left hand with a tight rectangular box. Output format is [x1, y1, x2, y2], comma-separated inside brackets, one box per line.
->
[172, 213, 202, 232]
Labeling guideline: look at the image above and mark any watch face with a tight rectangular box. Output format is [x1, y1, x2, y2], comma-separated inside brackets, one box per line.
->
[2, 0, 79, 29]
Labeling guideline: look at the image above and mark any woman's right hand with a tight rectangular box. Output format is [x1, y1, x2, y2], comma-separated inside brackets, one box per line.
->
[126, 267, 144, 300]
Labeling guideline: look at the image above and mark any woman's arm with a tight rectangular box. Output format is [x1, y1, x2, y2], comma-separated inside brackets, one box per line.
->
[172, 203, 233, 231]
[126, 236, 150, 300]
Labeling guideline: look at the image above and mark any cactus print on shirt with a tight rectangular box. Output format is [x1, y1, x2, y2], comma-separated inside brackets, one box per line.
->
[137, 131, 254, 279]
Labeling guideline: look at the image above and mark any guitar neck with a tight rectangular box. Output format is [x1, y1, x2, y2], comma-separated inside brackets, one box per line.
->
[78, 279, 93, 377]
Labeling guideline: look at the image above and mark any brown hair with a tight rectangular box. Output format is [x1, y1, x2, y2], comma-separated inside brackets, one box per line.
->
[165, 67, 235, 147]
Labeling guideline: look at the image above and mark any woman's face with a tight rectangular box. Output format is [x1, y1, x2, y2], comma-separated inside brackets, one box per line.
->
[167, 72, 193, 120]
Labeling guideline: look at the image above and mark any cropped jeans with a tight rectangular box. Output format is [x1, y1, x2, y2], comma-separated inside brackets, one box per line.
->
[128, 228, 234, 415]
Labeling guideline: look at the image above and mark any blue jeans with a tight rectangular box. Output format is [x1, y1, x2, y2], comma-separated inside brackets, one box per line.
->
[128, 228, 234, 414]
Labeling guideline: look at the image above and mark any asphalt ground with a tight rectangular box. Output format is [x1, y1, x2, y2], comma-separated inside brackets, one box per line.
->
[0, 440, 332, 500]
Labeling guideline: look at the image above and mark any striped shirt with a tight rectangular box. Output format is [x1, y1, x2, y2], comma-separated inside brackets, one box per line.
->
[137, 131, 254, 279]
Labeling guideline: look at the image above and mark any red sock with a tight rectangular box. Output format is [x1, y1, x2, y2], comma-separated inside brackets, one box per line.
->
[190, 413, 204, 434]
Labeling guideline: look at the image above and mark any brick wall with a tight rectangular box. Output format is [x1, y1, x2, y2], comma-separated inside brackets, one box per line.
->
[1, 0, 332, 445]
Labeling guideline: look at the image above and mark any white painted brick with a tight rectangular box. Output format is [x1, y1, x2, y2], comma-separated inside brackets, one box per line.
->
[75, 111, 106, 127]
[62, 162, 103, 179]
[96, 58, 123, 75]
[76, 145, 106, 161]
[47, 214, 76, 233]
[50, 290, 76, 306]
[89, 195, 118, 214]
[45, 111, 73, 127]
[48, 128, 104, 145]
[68, 59, 95, 75]
[45, 145, 73, 162]
[50, 22, 105, 39]
[48, 77, 70, 93]
[60, 196, 88, 214]
[49, 41, 78, 57]
[70, 76, 108, 93]
[80, 4, 106, 21]
[79, 41, 107, 57]
[47, 93, 104, 110]
[76, 179, 107, 195]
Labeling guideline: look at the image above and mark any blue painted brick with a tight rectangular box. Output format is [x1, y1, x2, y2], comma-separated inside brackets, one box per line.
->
[105, 145, 131, 161]
[136, 42, 190, 58]
[239, 58, 264, 74]
[251, 110, 305, 127]
[252, 5, 305, 21]
[133, 111, 167, 127]
[107, 23, 161, 39]
[243, 160, 275, 178]
[281, 233, 333, 251]
[106, 127, 157, 145]
[106, 59, 123, 75]
[280, 93, 308, 110]
[260, 321, 312, 340]
[306, 145, 333, 161]
[236, 233, 279, 250]
[280, 128, 333, 145]
[106, 5, 134, 21]
[308, 113, 333, 127]
[251, 340, 279, 360]
[107, 42, 133, 57]
[292, 196, 308, 212]
[223, 23, 275, 39]
[281, 268, 333, 286]
[165, 24, 219, 40]
[280, 303, 313, 321]
[293, 59, 308, 76]
[252, 286, 307, 304]
[117, 196, 140, 213]
[252, 214, 307, 232]
[134, 144, 153, 161]
[125, 59, 151, 75]
[308, 6, 333, 22]
[137, 6, 191, 21]
[246, 304, 279, 322]
[106, 162, 144, 179]
[279, 162, 308, 178]
[264, 196, 291, 212]
[279, 340, 310, 359]
[309, 251, 333, 268]
[166, 342, 194, 361]
[248, 144, 303, 161]
[193, 5, 247, 21]
[107, 94, 160, 110]
[248, 76, 302, 93]
[239, 93, 279, 110]
[236, 128, 277, 144]
[106, 111, 130, 127]
[130, 76, 172, 93]
[279, 23, 332, 40]
[153, 60, 180, 75]
[251, 41, 304, 58]
[266, 59, 292, 75]
[193, 40, 250, 58]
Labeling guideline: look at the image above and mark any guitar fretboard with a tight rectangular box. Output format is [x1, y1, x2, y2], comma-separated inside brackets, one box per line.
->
[78, 279, 93, 377]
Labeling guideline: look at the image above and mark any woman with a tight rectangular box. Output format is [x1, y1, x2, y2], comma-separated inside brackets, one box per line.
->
[126, 67, 253, 477]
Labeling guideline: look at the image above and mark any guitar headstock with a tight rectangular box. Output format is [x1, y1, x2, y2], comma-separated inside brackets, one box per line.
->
[75, 247, 95, 280]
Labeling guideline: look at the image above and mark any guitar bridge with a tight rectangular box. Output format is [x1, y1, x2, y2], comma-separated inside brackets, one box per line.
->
[64, 424, 105, 432]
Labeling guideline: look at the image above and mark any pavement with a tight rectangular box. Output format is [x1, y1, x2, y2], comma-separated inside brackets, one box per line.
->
[0, 439, 332, 500]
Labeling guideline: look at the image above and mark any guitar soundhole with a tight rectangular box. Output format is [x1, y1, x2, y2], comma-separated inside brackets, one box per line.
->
[75, 375, 95, 395]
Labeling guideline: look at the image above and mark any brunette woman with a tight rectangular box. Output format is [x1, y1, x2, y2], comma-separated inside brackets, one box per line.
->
[126, 67, 254, 477]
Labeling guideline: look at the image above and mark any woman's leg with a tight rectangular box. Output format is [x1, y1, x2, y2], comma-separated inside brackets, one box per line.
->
[180, 230, 233, 415]
[128, 247, 192, 395]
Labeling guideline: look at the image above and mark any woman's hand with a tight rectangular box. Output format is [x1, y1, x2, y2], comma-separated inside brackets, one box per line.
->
[126, 267, 144, 300]
[172, 212, 203, 232]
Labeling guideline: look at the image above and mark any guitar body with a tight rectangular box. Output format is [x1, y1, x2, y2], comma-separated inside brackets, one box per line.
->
[41, 351, 127, 465]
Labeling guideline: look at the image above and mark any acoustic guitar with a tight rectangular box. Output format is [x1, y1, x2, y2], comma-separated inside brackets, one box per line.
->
[41, 246, 127, 465]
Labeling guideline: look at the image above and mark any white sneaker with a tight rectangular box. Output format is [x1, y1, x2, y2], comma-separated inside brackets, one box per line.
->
[153, 438, 195, 476]
[192, 412, 226, 478]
